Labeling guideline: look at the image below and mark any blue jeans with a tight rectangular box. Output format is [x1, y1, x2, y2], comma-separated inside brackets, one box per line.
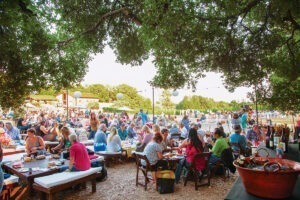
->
[89, 130, 97, 140]
[0, 164, 3, 193]
[208, 154, 221, 169]
[59, 165, 78, 172]
[175, 158, 190, 183]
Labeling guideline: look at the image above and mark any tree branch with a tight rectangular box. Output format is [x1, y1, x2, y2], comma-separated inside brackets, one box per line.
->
[283, 10, 300, 30]
[58, 6, 142, 47]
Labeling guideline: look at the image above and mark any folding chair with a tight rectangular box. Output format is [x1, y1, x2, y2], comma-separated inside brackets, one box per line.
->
[184, 152, 212, 190]
[133, 152, 153, 190]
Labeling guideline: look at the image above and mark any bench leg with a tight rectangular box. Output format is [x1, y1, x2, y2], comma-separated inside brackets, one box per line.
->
[91, 179, 96, 193]
[48, 193, 54, 200]
[39, 191, 46, 200]
[82, 182, 87, 189]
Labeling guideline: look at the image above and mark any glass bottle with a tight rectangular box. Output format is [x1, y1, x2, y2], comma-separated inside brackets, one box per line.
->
[266, 126, 271, 148]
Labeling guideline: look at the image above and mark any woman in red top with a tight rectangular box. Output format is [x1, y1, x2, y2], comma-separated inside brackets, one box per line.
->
[175, 128, 205, 183]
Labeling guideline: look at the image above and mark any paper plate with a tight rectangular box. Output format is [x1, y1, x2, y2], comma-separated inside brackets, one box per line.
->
[19, 168, 29, 173]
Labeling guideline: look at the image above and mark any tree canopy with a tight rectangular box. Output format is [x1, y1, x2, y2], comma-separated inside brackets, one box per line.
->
[1, 0, 299, 111]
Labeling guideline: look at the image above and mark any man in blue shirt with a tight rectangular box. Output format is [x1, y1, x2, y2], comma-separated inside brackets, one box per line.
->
[94, 123, 107, 145]
[5, 122, 21, 141]
[127, 123, 137, 139]
[229, 125, 247, 152]
[138, 109, 148, 125]
[246, 124, 260, 142]
[118, 123, 128, 141]
[241, 109, 248, 132]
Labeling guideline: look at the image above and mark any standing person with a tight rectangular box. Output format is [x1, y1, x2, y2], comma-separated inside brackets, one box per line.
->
[117, 123, 128, 141]
[231, 113, 242, 128]
[175, 128, 205, 183]
[240, 108, 248, 133]
[138, 109, 148, 125]
[63, 134, 90, 172]
[89, 112, 100, 140]
[5, 122, 21, 141]
[181, 115, 190, 132]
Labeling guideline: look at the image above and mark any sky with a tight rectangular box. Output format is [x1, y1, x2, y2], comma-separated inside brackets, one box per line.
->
[82, 46, 252, 104]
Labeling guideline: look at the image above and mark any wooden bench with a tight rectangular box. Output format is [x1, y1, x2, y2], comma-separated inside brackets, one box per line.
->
[96, 151, 127, 167]
[33, 167, 102, 200]
[0, 175, 19, 200]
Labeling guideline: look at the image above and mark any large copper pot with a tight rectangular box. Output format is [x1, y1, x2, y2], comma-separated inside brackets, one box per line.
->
[234, 157, 300, 199]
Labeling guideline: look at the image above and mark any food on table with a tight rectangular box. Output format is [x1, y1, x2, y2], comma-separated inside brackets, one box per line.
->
[24, 157, 32, 162]
[52, 154, 60, 159]
[36, 155, 46, 160]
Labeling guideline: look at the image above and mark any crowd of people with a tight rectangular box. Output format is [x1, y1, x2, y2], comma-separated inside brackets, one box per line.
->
[0, 107, 297, 186]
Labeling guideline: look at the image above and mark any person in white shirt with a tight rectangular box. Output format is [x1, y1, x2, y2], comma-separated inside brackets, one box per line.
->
[179, 123, 188, 139]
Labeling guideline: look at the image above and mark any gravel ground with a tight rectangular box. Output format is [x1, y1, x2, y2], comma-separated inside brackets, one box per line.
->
[49, 161, 238, 200]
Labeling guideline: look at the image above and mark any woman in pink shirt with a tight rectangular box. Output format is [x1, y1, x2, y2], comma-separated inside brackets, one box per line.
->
[175, 128, 205, 183]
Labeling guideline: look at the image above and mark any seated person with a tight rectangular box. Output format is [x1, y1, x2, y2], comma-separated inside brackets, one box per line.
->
[117, 123, 128, 141]
[179, 123, 188, 140]
[62, 134, 90, 172]
[209, 128, 229, 167]
[135, 116, 143, 128]
[127, 123, 137, 139]
[160, 128, 173, 151]
[0, 128, 14, 146]
[0, 121, 5, 129]
[106, 127, 121, 152]
[94, 123, 107, 145]
[136, 125, 153, 152]
[246, 124, 261, 143]
[142, 133, 168, 182]
[35, 121, 49, 138]
[25, 128, 45, 155]
[229, 125, 247, 152]
[16, 117, 29, 131]
[5, 122, 21, 141]
[43, 121, 59, 141]
[51, 126, 71, 153]
[169, 123, 179, 135]
[175, 128, 205, 183]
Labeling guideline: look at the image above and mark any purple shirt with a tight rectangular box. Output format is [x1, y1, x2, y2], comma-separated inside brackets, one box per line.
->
[142, 133, 153, 145]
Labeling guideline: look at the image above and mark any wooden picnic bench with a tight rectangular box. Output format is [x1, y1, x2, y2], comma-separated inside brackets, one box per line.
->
[33, 167, 102, 200]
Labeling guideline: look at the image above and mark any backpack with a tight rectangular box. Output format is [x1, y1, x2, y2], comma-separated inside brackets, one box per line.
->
[221, 148, 236, 173]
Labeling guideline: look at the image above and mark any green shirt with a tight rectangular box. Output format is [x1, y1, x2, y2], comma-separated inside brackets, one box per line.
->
[212, 137, 229, 158]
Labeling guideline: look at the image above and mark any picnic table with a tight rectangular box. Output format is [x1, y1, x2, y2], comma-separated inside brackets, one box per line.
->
[3, 145, 25, 156]
[2, 155, 68, 198]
